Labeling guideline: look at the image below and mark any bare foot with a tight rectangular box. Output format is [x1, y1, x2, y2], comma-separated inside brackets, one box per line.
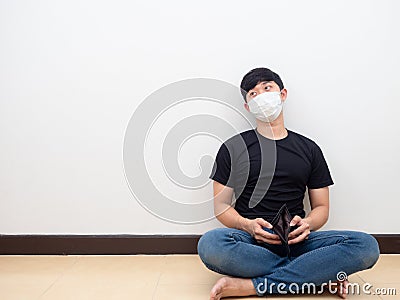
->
[337, 280, 349, 299]
[210, 276, 257, 300]
[324, 280, 349, 299]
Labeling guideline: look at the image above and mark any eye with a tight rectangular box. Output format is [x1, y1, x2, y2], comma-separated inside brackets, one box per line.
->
[249, 91, 257, 97]
[265, 86, 271, 91]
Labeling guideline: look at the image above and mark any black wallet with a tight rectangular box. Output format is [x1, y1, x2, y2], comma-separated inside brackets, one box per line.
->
[270, 203, 298, 258]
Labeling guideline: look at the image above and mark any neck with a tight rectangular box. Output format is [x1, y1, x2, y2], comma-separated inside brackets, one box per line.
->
[256, 113, 287, 140]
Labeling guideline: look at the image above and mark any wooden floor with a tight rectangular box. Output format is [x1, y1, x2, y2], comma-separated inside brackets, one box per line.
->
[0, 254, 398, 299]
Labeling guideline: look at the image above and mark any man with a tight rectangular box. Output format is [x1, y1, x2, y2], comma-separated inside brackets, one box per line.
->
[197, 68, 380, 300]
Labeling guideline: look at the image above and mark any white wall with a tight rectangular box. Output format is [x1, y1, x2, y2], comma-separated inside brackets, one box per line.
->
[1, 0, 399, 234]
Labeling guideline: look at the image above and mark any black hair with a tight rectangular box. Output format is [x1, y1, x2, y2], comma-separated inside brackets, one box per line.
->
[240, 67, 284, 101]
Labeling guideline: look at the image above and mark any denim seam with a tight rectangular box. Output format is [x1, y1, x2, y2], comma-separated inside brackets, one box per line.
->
[230, 230, 253, 242]
[306, 234, 349, 242]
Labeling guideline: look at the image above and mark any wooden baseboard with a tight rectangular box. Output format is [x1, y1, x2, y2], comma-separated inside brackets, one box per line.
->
[0, 234, 398, 255]
[0, 235, 201, 255]
[373, 234, 400, 254]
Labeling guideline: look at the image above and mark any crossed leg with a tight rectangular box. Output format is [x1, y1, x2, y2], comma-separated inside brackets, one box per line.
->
[197, 228, 379, 299]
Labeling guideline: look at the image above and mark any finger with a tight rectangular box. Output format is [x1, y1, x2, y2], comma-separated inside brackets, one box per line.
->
[255, 228, 280, 240]
[288, 230, 310, 245]
[255, 236, 282, 245]
[289, 226, 309, 241]
[288, 227, 302, 239]
[258, 227, 281, 239]
[255, 218, 272, 229]
[289, 215, 302, 227]
[288, 223, 309, 239]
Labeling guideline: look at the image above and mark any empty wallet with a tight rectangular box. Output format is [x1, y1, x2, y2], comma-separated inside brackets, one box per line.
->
[270, 203, 299, 258]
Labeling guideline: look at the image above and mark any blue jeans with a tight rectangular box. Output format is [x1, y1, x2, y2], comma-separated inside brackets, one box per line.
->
[197, 227, 380, 296]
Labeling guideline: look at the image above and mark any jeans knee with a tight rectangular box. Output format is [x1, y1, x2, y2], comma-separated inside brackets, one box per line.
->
[354, 232, 380, 269]
[197, 228, 224, 265]
[365, 234, 380, 268]
[197, 232, 209, 262]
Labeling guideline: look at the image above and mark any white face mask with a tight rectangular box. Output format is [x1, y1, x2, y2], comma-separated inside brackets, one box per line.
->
[247, 91, 283, 123]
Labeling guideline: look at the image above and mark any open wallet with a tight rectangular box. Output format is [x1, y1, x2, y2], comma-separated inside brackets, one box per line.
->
[270, 203, 299, 258]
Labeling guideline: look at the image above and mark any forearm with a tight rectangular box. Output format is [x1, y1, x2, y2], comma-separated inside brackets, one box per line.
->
[215, 203, 250, 232]
[303, 205, 329, 231]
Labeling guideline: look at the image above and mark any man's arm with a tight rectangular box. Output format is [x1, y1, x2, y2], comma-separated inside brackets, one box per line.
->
[213, 180, 244, 229]
[213, 180, 281, 244]
[288, 186, 330, 244]
[303, 186, 330, 231]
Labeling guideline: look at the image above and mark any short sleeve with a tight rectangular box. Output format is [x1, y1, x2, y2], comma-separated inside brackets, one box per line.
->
[307, 144, 334, 189]
[209, 143, 235, 188]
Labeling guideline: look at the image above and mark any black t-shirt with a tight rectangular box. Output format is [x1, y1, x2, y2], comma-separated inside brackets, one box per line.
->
[209, 128, 334, 222]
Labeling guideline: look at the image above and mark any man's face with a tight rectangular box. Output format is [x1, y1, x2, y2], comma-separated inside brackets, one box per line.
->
[244, 80, 287, 111]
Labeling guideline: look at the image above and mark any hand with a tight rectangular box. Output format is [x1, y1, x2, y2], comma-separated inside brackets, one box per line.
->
[288, 215, 310, 245]
[243, 218, 281, 245]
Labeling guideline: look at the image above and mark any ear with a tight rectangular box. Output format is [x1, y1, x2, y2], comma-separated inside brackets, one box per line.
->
[280, 88, 288, 102]
[244, 102, 250, 112]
